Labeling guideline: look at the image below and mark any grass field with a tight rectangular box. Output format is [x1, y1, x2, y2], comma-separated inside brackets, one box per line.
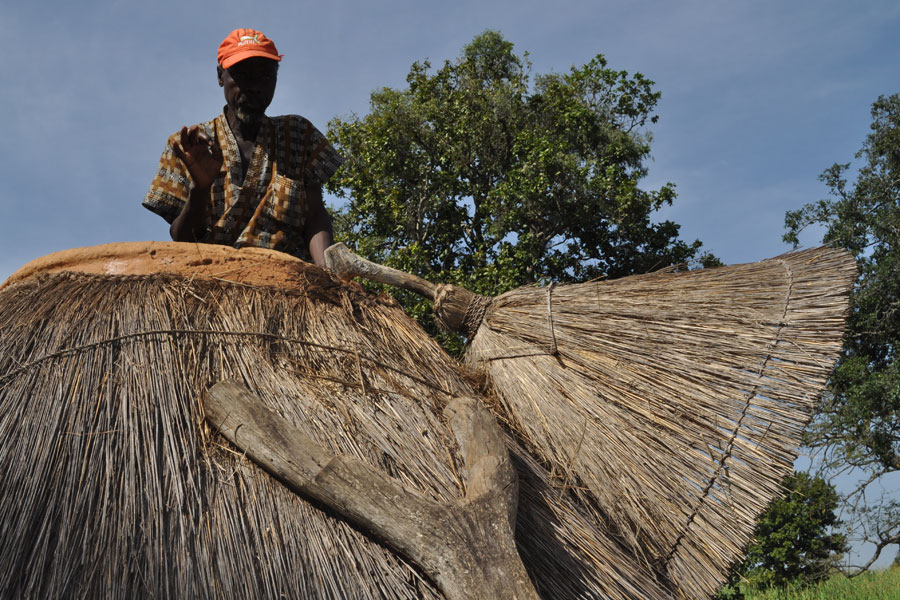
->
[741, 566, 900, 599]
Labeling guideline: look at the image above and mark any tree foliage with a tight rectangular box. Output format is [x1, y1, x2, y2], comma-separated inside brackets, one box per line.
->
[718, 472, 847, 598]
[742, 472, 847, 588]
[785, 93, 900, 571]
[326, 31, 715, 350]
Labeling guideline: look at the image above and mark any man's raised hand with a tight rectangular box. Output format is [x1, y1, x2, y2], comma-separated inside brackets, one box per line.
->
[172, 126, 223, 190]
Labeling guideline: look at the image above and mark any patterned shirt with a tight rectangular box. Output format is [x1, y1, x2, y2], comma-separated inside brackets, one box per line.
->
[143, 112, 343, 258]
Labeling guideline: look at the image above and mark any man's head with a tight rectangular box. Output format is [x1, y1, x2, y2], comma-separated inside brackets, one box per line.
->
[217, 29, 282, 128]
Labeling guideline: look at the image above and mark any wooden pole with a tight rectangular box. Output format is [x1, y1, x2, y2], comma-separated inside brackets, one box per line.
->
[324, 243, 487, 336]
[324, 242, 437, 299]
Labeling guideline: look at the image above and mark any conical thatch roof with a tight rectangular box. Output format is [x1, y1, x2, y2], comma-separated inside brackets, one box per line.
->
[465, 246, 856, 598]
[0, 242, 677, 599]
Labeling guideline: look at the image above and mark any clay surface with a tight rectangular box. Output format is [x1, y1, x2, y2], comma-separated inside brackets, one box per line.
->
[1, 242, 315, 290]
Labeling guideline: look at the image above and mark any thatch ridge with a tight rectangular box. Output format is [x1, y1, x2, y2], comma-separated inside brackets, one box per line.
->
[1, 267, 678, 599]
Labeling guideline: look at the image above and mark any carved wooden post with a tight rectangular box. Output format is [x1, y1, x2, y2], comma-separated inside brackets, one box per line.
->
[204, 381, 539, 600]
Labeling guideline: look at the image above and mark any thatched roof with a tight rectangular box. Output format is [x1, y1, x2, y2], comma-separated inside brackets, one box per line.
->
[0, 242, 678, 599]
[467, 246, 856, 598]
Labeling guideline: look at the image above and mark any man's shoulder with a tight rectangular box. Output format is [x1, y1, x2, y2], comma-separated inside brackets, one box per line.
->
[269, 114, 318, 134]
[270, 114, 312, 126]
[269, 114, 343, 184]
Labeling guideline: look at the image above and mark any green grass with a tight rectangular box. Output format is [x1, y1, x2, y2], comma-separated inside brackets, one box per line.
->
[742, 567, 900, 600]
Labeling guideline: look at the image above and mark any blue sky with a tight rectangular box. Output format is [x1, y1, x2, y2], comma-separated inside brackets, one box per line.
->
[2, 0, 898, 566]
[3, 0, 898, 284]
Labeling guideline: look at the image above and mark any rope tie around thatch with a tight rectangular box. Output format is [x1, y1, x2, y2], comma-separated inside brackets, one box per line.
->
[546, 283, 559, 357]
[0, 328, 454, 398]
[433, 284, 491, 339]
[662, 258, 795, 569]
[464, 292, 492, 339]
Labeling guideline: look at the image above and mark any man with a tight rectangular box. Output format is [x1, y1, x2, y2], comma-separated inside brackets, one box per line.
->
[143, 28, 342, 266]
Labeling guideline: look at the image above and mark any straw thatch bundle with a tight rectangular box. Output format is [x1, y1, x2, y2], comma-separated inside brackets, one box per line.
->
[467, 247, 856, 596]
[0, 242, 678, 600]
[326, 244, 857, 599]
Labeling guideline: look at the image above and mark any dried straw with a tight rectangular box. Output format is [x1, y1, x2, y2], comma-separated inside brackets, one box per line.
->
[466, 246, 856, 598]
[0, 258, 680, 599]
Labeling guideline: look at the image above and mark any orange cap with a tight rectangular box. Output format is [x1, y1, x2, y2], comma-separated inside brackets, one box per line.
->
[217, 28, 283, 69]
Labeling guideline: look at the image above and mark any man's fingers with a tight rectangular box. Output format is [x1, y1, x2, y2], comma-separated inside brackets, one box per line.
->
[172, 141, 186, 161]
[172, 125, 222, 186]
[186, 126, 201, 148]
[175, 126, 196, 156]
[175, 125, 214, 152]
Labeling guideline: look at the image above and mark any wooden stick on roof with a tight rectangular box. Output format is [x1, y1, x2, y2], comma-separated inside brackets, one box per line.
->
[205, 380, 538, 600]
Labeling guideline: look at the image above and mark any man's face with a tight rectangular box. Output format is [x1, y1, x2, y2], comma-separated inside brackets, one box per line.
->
[218, 57, 278, 127]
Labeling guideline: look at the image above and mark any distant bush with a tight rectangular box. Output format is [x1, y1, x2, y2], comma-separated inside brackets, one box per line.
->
[717, 472, 847, 598]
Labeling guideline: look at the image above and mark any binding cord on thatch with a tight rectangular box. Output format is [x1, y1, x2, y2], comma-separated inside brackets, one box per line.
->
[546, 283, 559, 357]
[433, 284, 491, 339]
[0, 328, 456, 398]
[662, 257, 794, 569]
[0, 269, 680, 600]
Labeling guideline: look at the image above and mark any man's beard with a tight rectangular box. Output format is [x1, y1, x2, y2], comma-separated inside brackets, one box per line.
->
[234, 102, 265, 128]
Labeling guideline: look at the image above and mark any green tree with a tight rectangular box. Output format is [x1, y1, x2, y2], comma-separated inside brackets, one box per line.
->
[717, 472, 847, 598]
[743, 472, 847, 588]
[785, 93, 900, 572]
[327, 31, 716, 351]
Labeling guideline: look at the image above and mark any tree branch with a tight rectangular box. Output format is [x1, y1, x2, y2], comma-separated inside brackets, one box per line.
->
[848, 530, 900, 576]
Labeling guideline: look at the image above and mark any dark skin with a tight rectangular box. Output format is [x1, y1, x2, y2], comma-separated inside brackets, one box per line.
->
[170, 57, 334, 267]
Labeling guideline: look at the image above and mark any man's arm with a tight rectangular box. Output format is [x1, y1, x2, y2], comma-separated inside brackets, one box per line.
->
[169, 126, 223, 242]
[170, 184, 211, 242]
[303, 184, 334, 267]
